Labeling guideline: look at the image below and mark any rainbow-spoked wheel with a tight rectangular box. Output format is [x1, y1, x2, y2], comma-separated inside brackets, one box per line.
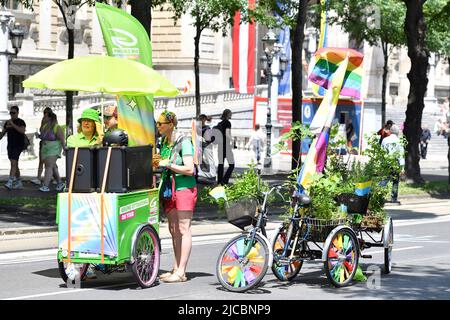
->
[271, 225, 303, 281]
[324, 227, 359, 287]
[216, 233, 269, 292]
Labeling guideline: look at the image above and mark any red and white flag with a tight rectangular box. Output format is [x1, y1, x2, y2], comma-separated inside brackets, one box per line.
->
[232, 0, 256, 94]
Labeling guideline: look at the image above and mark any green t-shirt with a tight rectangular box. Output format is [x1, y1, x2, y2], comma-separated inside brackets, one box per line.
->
[67, 132, 100, 148]
[161, 137, 196, 191]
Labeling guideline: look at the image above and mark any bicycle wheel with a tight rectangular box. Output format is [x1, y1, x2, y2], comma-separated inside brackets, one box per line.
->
[216, 233, 269, 292]
[384, 217, 393, 274]
[58, 260, 89, 284]
[271, 225, 303, 281]
[131, 226, 160, 288]
[324, 227, 359, 288]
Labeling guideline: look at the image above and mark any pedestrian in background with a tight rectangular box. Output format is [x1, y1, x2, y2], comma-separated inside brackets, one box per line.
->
[215, 109, 235, 185]
[103, 105, 118, 133]
[197, 114, 216, 182]
[377, 120, 394, 144]
[0, 106, 26, 190]
[31, 107, 53, 186]
[246, 124, 265, 165]
[381, 125, 405, 205]
[39, 112, 65, 192]
[419, 124, 431, 160]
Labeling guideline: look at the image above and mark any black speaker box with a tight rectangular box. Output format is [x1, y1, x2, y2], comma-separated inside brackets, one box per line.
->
[65, 147, 97, 192]
[96, 145, 153, 193]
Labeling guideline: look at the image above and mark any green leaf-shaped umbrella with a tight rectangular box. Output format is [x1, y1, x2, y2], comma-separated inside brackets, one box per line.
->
[22, 55, 179, 97]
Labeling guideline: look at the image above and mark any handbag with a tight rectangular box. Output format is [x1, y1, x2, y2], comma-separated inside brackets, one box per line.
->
[23, 134, 30, 151]
[160, 171, 175, 200]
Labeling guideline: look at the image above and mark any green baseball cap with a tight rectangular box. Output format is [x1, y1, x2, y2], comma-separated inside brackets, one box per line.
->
[78, 108, 101, 123]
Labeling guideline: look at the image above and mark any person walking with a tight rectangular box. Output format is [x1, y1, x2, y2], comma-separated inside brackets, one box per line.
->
[67, 109, 103, 147]
[215, 109, 235, 185]
[153, 110, 197, 283]
[197, 114, 216, 182]
[419, 124, 431, 159]
[38, 112, 66, 192]
[381, 125, 405, 204]
[246, 124, 265, 165]
[0, 106, 26, 190]
[31, 107, 53, 186]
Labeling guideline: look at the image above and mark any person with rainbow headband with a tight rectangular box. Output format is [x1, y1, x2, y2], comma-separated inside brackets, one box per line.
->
[153, 110, 197, 283]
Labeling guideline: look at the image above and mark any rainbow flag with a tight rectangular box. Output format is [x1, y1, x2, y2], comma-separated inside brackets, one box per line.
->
[309, 48, 364, 99]
[355, 181, 372, 196]
[312, 0, 329, 97]
[298, 53, 350, 191]
[191, 119, 202, 166]
[209, 186, 227, 201]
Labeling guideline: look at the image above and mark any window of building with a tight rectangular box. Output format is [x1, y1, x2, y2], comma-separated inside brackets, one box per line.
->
[9, 75, 24, 101]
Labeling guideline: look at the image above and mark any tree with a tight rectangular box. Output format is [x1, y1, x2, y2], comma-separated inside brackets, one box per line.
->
[327, 0, 406, 127]
[7, 0, 119, 136]
[128, 0, 168, 40]
[251, 0, 312, 170]
[168, 0, 245, 118]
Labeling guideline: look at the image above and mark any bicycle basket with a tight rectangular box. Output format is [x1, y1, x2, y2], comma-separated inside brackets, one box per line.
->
[225, 199, 258, 230]
[335, 193, 369, 214]
[305, 217, 348, 242]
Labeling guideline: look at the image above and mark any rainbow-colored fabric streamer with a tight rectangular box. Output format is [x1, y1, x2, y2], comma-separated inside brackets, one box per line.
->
[309, 47, 364, 99]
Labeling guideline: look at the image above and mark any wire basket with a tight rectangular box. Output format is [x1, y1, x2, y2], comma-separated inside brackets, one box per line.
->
[361, 215, 384, 231]
[225, 199, 258, 230]
[304, 217, 348, 242]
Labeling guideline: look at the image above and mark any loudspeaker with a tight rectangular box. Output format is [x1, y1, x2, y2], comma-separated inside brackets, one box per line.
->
[65, 147, 97, 192]
[97, 145, 153, 193]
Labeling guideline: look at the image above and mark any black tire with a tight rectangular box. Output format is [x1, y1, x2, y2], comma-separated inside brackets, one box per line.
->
[271, 225, 303, 281]
[324, 227, 359, 288]
[384, 217, 393, 274]
[131, 226, 161, 288]
[216, 233, 269, 292]
[58, 260, 89, 284]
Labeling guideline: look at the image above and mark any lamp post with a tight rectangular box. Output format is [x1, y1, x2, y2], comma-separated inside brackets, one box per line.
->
[0, 6, 24, 123]
[260, 29, 288, 170]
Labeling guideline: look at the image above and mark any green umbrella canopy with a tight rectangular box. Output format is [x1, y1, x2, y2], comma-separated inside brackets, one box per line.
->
[22, 55, 179, 97]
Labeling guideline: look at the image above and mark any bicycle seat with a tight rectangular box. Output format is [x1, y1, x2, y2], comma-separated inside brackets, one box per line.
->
[296, 194, 312, 206]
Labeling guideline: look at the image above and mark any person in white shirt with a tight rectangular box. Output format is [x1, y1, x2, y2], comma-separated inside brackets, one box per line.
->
[381, 125, 405, 204]
[246, 124, 266, 165]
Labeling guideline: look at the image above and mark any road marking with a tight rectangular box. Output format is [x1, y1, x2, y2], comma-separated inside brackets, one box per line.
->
[3, 282, 137, 301]
[394, 216, 450, 227]
[367, 246, 423, 255]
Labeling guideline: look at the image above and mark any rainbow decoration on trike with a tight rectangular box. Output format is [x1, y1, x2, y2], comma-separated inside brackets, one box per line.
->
[58, 193, 118, 257]
[220, 238, 265, 288]
[327, 233, 357, 283]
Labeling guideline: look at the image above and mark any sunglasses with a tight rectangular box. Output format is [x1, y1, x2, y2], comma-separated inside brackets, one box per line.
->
[104, 115, 112, 120]
[9, 112, 17, 115]
[156, 121, 171, 126]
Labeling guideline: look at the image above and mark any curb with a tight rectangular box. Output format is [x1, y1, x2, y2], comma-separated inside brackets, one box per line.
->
[0, 226, 58, 236]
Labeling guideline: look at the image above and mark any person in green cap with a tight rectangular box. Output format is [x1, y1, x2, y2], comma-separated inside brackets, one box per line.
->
[67, 108, 103, 148]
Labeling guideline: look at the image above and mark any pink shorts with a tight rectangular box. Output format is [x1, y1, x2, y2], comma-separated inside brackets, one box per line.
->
[163, 187, 197, 212]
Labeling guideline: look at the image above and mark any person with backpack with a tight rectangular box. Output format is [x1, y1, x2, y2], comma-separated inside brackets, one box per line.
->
[38, 112, 66, 192]
[153, 110, 197, 283]
[0, 106, 26, 190]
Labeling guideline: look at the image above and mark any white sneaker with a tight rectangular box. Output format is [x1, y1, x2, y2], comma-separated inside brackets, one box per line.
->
[4, 180, 13, 190]
[56, 182, 65, 192]
[39, 185, 50, 192]
[30, 178, 42, 186]
[13, 180, 24, 190]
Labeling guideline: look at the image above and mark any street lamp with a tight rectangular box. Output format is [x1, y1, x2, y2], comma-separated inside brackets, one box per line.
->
[0, 7, 24, 123]
[260, 29, 287, 170]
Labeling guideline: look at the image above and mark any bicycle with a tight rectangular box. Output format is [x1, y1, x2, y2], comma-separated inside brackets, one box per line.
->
[215, 169, 285, 292]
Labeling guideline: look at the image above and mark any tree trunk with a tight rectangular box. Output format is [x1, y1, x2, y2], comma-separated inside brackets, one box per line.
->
[291, 0, 308, 170]
[403, 0, 429, 184]
[65, 27, 75, 137]
[129, 0, 152, 40]
[381, 41, 389, 127]
[194, 25, 202, 118]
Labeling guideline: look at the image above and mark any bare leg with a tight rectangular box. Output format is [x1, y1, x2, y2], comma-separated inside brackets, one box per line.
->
[10, 160, 18, 179]
[43, 156, 57, 187]
[166, 208, 180, 272]
[173, 210, 193, 277]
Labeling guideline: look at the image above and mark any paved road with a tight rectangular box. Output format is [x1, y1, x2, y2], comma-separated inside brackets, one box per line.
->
[1, 201, 450, 300]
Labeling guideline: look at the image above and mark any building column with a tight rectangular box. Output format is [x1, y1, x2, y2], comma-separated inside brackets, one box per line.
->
[38, 0, 52, 51]
[424, 52, 437, 111]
